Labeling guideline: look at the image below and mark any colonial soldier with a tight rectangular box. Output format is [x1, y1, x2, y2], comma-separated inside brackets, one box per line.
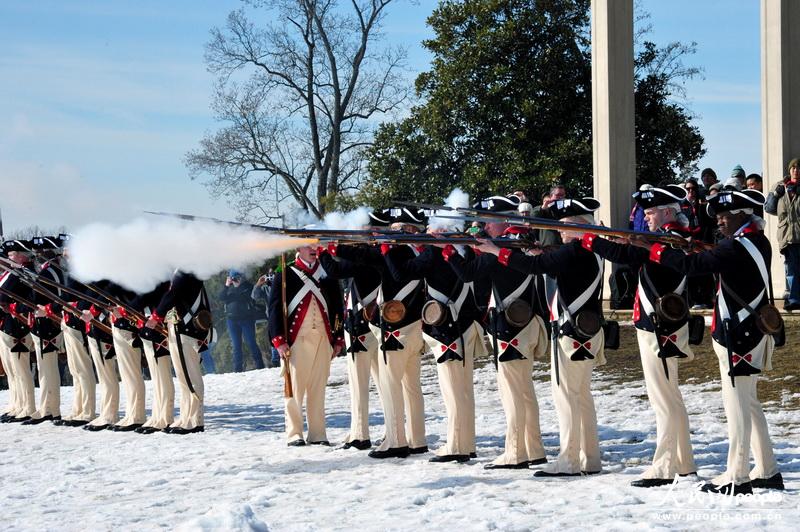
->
[53, 250, 97, 427]
[106, 282, 148, 431]
[318, 239, 384, 451]
[0, 240, 37, 423]
[269, 246, 345, 446]
[135, 281, 174, 435]
[147, 270, 213, 435]
[336, 208, 429, 459]
[635, 188, 784, 494]
[26, 235, 68, 424]
[384, 221, 486, 464]
[81, 281, 119, 431]
[445, 195, 549, 469]
[478, 197, 606, 476]
[582, 185, 697, 487]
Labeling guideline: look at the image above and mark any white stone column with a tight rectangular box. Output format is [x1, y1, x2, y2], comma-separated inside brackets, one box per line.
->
[591, 0, 636, 297]
[762, 0, 800, 297]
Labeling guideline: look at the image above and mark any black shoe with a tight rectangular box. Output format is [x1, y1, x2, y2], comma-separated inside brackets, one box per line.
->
[7, 416, 31, 423]
[409, 446, 429, 455]
[429, 454, 470, 463]
[469, 452, 477, 459]
[83, 423, 110, 432]
[582, 470, 602, 476]
[308, 440, 331, 446]
[0, 413, 11, 422]
[60, 419, 90, 427]
[533, 470, 581, 477]
[484, 462, 529, 470]
[750, 473, 784, 490]
[700, 481, 753, 495]
[287, 439, 307, 447]
[166, 426, 205, 435]
[135, 426, 160, 434]
[22, 415, 54, 425]
[342, 439, 372, 450]
[112, 424, 143, 432]
[368, 447, 410, 459]
[528, 457, 547, 466]
[631, 478, 675, 488]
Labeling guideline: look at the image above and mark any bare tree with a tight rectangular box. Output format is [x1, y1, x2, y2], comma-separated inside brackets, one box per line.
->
[186, 0, 411, 221]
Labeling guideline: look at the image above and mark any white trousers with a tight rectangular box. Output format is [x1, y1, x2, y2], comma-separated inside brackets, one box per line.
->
[141, 338, 175, 429]
[424, 321, 484, 456]
[112, 326, 146, 426]
[61, 325, 96, 421]
[0, 339, 19, 416]
[0, 332, 35, 418]
[637, 327, 696, 478]
[31, 332, 64, 419]
[712, 338, 779, 486]
[168, 325, 205, 430]
[370, 320, 427, 451]
[544, 333, 604, 474]
[284, 327, 332, 443]
[87, 336, 119, 426]
[344, 332, 381, 443]
[491, 316, 548, 465]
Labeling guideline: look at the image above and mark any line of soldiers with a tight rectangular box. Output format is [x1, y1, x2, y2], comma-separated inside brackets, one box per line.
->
[269, 186, 785, 495]
[0, 236, 212, 436]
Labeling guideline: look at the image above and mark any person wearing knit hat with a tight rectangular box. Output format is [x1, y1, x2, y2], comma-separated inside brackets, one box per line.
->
[632, 188, 784, 494]
[700, 168, 718, 191]
[764, 157, 800, 310]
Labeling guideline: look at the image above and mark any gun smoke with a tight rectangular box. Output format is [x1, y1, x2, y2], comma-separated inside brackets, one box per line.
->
[68, 218, 314, 293]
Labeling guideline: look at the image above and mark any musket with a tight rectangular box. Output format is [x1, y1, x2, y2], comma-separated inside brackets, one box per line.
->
[144, 210, 402, 238]
[280, 253, 293, 399]
[0, 264, 113, 335]
[395, 201, 713, 252]
[0, 285, 62, 328]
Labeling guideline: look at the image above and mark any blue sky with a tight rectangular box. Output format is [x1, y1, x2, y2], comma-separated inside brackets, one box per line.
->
[0, 0, 762, 233]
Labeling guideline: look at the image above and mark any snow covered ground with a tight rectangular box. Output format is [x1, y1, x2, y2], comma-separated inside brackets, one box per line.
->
[1, 353, 798, 531]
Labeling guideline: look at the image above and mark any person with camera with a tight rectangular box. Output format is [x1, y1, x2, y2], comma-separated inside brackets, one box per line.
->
[765, 157, 800, 311]
[252, 269, 280, 367]
[220, 269, 265, 372]
[477, 197, 606, 478]
[581, 184, 697, 487]
[634, 188, 783, 495]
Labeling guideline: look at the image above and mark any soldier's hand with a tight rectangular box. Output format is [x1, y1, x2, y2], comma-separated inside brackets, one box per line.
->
[475, 238, 501, 256]
[80, 310, 94, 323]
[277, 343, 291, 359]
[332, 343, 344, 359]
[144, 318, 158, 329]
[35, 305, 48, 318]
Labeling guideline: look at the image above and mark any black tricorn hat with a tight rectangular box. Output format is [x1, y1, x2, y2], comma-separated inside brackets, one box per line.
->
[632, 184, 687, 209]
[549, 197, 601, 220]
[2, 239, 34, 253]
[707, 189, 765, 216]
[368, 209, 394, 227]
[31, 235, 65, 250]
[472, 194, 521, 213]
[388, 207, 428, 227]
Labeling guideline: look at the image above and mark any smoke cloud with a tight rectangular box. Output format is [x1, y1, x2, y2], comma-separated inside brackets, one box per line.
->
[68, 218, 315, 293]
[428, 188, 470, 230]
